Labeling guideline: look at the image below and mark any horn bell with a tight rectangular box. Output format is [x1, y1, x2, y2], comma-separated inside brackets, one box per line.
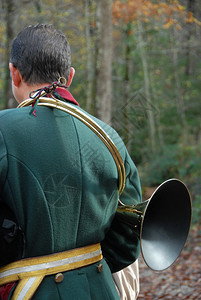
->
[116, 178, 192, 271]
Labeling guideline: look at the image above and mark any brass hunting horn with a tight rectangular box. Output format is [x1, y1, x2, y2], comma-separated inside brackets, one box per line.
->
[18, 96, 192, 272]
[116, 178, 192, 271]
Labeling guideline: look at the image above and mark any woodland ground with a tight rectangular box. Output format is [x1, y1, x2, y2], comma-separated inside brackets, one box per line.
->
[138, 224, 201, 299]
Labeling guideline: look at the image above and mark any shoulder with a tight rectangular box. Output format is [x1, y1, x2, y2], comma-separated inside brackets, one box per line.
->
[0, 108, 17, 129]
[0, 107, 33, 136]
[79, 107, 127, 158]
[0, 107, 28, 121]
[0, 108, 16, 119]
[0, 106, 41, 122]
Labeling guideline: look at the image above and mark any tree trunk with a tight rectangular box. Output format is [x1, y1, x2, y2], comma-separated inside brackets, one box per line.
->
[123, 23, 132, 152]
[185, 0, 196, 76]
[84, 0, 93, 112]
[172, 26, 188, 144]
[150, 73, 164, 150]
[137, 19, 156, 153]
[3, 0, 17, 108]
[94, 0, 112, 124]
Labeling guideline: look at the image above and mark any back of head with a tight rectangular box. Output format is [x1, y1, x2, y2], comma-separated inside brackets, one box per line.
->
[10, 24, 71, 85]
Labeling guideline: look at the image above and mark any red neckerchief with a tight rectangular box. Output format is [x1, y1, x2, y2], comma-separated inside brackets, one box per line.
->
[55, 87, 79, 106]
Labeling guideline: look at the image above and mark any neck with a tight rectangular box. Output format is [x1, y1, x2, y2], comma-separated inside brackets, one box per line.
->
[17, 82, 51, 104]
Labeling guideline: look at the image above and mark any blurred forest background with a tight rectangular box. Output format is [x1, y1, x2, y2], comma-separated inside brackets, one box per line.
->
[0, 0, 200, 227]
[0, 1, 201, 298]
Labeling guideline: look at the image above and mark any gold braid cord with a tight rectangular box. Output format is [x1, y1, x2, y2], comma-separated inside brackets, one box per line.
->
[18, 97, 126, 195]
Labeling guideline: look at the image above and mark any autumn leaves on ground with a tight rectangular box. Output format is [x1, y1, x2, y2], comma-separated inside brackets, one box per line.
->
[138, 225, 201, 299]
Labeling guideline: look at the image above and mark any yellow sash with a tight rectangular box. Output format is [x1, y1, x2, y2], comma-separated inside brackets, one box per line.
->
[0, 243, 102, 300]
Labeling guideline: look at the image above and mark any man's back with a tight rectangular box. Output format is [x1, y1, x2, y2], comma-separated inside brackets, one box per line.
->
[0, 105, 120, 257]
[0, 104, 128, 299]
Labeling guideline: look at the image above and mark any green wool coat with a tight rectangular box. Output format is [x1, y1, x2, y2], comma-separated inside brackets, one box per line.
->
[0, 103, 141, 300]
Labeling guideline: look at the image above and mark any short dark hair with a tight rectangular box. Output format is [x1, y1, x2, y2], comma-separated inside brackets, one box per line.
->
[10, 24, 71, 85]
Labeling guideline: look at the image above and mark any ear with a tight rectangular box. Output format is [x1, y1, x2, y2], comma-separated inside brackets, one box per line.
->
[67, 67, 75, 87]
[9, 63, 22, 87]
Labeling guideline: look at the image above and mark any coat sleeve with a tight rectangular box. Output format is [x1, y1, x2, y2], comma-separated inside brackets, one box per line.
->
[101, 148, 142, 273]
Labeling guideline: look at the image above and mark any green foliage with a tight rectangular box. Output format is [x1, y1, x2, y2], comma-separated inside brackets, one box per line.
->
[139, 143, 201, 186]
[139, 145, 179, 186]
[138, 143, 201, 225]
